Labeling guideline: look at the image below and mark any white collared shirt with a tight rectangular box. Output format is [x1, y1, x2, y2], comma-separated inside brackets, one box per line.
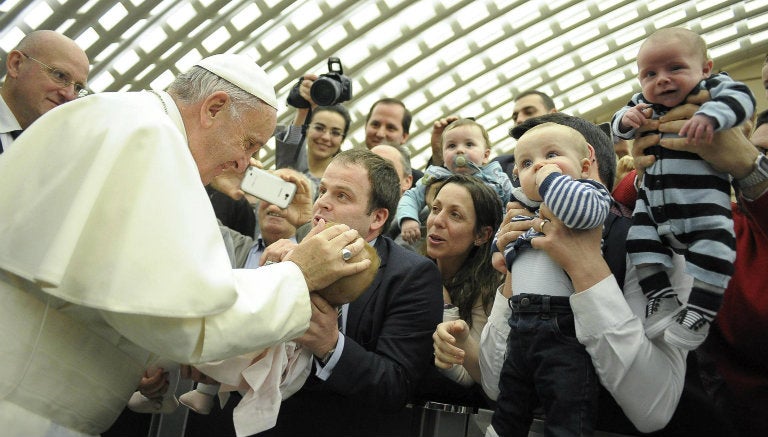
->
[0, 95, 22, 154]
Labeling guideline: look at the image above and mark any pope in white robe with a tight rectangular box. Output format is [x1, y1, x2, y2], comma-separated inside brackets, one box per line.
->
[0, 54, 370, 437]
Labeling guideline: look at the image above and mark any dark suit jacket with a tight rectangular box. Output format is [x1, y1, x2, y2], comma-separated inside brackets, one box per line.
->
[206, 185, 256, 238]
[257, 235, 444, 437]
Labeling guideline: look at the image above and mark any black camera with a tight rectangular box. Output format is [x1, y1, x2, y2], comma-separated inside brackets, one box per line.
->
[287, 57, 352, 108]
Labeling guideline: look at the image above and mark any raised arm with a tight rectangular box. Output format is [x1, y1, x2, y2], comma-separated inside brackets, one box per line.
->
[540, 173, 611, 230]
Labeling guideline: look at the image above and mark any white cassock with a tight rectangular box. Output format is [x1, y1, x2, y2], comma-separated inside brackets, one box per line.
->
[0, 90, 311, 436]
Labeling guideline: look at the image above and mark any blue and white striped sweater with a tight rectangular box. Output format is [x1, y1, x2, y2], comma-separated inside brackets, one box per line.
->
[499, 173, 611, 268]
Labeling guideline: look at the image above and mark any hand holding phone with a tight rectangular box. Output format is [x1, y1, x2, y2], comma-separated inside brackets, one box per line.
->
[240, 167, 297, 209]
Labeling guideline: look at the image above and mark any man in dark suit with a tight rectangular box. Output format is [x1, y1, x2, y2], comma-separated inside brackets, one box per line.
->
[257, 148, 443, 436]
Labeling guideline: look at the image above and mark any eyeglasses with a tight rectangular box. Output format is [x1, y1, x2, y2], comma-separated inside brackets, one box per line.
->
[21, 52, 89, 98]
[310, 123, 344, 139]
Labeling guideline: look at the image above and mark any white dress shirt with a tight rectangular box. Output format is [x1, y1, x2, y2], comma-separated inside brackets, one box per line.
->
[480, 255, 692, 434]
[0, 95, 22, 154]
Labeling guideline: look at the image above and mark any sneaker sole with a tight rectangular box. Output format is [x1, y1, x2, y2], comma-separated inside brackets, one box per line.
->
[644, 311, 677, 339]
[664, 326, 707, 351]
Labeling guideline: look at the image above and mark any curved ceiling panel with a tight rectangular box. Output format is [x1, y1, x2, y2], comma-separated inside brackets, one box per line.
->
[1, 0, 766, 168]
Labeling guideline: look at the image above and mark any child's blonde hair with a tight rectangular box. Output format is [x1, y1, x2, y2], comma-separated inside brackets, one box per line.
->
[441, 118, 492, 150]
[514, 122, 590, 160]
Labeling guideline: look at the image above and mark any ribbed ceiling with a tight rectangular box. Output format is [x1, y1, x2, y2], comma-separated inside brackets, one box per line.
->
[2, 0, 766, 168]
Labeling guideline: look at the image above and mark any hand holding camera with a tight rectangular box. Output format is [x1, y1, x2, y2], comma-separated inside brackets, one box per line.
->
[287, 74, 318, 110]
[287, 57, 352, 108]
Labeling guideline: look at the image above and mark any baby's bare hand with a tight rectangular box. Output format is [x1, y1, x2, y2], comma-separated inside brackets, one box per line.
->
[401, 220, 421, 244]
[679, 114, 715, 146]
[621, 103, 652, 132]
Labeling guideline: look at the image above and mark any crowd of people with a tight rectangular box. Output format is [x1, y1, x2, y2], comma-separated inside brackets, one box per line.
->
[0, 26, 766, 437]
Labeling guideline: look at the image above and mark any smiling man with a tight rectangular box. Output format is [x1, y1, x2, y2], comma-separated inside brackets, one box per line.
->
[364, 98, 411, 149]
[0, 53, 371, 437]
[0, 30, 90, 154]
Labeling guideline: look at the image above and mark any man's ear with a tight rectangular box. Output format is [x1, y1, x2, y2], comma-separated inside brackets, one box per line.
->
[5, 50, 24, 78]
[402, 174, 413, 193]
[200, 91, 230, 128]
[582, 143, 595, 178]
[400, 132, 410, 144]
[369, 207, 390, 234]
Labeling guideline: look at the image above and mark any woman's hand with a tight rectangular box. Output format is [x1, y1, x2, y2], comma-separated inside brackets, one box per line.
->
[298, 74, 320, 109]
[432, 320, 471, 368]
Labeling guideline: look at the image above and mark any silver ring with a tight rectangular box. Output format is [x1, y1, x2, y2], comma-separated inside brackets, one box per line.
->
[341, 248, 353, 261]
[264, 260, 276, 265]
[539, 219, 550, 233]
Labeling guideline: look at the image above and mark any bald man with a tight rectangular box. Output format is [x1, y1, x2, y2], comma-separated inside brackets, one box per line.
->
[370, 144, 427, 252]
[370, 144, 413, 196]
[0, 30, 89, 154]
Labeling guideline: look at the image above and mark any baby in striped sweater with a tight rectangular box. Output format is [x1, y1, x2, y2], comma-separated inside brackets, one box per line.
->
[612, 27, 755, 350]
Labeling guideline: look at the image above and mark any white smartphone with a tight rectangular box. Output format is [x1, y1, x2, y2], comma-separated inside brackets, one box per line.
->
[240, 166, 297, 209]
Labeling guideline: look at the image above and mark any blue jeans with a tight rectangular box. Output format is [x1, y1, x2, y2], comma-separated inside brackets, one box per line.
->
[491, 294, 598, 437]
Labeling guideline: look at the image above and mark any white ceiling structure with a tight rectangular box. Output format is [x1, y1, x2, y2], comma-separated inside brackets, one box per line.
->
[1, 0, 767, 169]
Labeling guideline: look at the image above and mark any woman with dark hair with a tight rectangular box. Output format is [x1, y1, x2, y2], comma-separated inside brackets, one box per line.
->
[275, 104, 351, 199]
[424, 174, 503, 387]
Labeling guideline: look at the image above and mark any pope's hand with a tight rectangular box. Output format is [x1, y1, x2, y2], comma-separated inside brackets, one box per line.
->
[138, 367, 169, 399]
[286, 221, 371, 291]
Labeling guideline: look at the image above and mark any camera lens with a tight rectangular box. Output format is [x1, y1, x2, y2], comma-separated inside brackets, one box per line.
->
[311, 77, 342, 106]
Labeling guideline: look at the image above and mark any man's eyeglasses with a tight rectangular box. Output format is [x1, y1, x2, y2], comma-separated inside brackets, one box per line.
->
[21, 52, 89, 98]
[310, 123, 344, 139]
